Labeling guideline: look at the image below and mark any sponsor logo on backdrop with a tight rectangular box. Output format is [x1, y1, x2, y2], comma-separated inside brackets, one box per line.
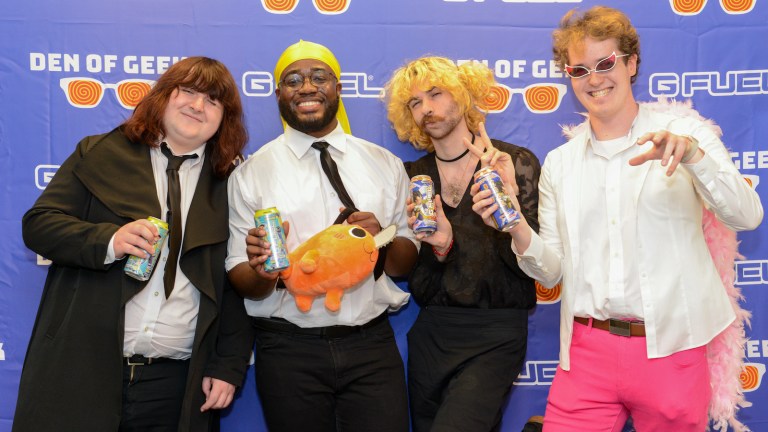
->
[536, 281, 562, 304]
[260, 0, 350, 15]
[649, 69, 768, 98]
[514, 360, 558, 386]
[746, 340, 768, 358]
[744, 174, 760, 190]
[0, 342, 5, 361]
[669, 0, 755, 15]
[731, 151, 768, 170]
[242, 71, 383, 98]
[30, 53, 182, 109]
[35, 165, 59, 190]
[740, 362, 765, 392]
[458, 59, 567, 114]
[734, 259, 768, 285]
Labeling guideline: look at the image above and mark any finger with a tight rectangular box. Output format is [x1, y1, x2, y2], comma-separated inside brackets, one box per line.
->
[666, 141, 686, 176]
[478, 122, 496, 152]
[635, 131, 656, 146]
[283, 220, 290, 239]
[469, 182, 481, 197]
[471, 188, 493, 204]
[661, 138, 676, 167]
[463, 136, 484, 159]
[202, 377, 211, 398]
[489, 150, 508, 166]
[482, 203, 499, 221]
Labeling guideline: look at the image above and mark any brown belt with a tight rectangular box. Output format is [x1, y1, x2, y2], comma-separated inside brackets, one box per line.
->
[574, 317, 646, 337]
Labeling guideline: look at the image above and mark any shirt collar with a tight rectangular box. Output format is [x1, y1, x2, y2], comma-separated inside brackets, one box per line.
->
[154, 141, 207, 168]
[284, 123, 347, 159]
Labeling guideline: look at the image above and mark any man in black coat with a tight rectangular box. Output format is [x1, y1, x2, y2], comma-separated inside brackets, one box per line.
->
[13, 57, 254, 432]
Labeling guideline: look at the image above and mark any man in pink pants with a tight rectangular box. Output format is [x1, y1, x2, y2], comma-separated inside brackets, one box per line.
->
[469, 6, 763, 431]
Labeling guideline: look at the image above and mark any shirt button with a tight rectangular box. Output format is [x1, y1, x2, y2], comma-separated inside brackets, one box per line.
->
[331, 192, 337, 197]
[144, 326, 149, 332]
[154, 291, 159, 297]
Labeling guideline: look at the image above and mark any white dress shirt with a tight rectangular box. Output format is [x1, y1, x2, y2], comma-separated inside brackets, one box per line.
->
[227, 124, 416, 328]
[117, 143, 206, 360]
[513, 103, 763, 369]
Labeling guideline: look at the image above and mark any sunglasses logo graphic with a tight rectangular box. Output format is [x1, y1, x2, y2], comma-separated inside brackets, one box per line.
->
[60, 78, 154, 109]
[261, 0, 350, 14]
[670, 0, 755, 15]
[740, 363, 765, 392]
[744, 174, 760, 190]
[483, 83, 567, 114]
[535, 281, 562, 304]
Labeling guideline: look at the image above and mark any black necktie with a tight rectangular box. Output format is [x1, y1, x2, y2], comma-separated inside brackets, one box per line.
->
[311, 141, 388, 280]
[311, 141, 357, 211]
[160, 143, 198, 298]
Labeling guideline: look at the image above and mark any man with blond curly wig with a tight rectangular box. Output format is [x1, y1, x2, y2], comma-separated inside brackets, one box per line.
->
[384, 56, 541, 432]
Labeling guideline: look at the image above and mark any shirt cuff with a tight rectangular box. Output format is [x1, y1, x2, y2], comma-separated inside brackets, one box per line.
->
[681, 150, 718, 185]
[105, 235, 118, 264]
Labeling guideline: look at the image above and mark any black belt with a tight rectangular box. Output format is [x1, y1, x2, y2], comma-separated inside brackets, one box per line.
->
[253, 313, 388, 339]
[124, 354, 185, 366]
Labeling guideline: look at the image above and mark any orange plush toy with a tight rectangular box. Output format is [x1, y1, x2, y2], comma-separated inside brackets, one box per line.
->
[280, 224, 396, 313]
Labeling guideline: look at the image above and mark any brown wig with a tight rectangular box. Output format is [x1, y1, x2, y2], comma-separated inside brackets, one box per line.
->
[122, 56, 248, 178]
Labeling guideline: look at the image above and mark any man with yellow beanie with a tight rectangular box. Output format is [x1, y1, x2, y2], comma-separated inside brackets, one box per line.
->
[226, 40, 416, 431]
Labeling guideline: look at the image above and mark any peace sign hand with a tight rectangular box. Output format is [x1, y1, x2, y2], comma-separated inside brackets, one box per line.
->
[463, 122, 519, 196]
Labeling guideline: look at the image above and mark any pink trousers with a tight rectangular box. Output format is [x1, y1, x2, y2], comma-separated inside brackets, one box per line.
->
[543, 320, 711, 432]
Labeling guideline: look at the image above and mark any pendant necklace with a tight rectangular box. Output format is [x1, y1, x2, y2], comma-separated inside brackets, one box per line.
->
[437, 152, 476, 207]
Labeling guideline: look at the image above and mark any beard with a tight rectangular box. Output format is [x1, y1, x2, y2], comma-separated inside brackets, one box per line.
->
[279, 96, 340, 134]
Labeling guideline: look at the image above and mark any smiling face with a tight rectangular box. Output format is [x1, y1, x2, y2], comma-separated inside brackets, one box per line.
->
[162, 86, 223, 153]
[567, 37, 638, 128]
[276, 59, 341, 138]
[408, 86, 464, 142]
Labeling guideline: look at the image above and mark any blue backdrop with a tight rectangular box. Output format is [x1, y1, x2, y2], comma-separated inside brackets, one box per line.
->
[1, 0, 766, 430]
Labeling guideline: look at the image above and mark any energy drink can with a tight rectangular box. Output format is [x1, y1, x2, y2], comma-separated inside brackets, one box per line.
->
[473, 166, 520, 231]
[254, 207, 290, 272]
[124, 216, 169, 281]
[410, 175, 437, 235]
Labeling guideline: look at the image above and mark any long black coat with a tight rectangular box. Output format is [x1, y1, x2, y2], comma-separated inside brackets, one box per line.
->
[13, 130, 254, 432]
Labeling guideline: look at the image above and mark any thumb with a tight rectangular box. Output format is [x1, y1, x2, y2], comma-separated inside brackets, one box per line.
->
[202, 377, 211, 398]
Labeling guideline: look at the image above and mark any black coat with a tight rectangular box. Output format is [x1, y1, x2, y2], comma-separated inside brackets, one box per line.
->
[13, 130, 254, 432]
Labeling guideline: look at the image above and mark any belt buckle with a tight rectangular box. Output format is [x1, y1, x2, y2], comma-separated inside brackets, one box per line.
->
[608, 319, 631, 337]
[126, 355, 150, 366]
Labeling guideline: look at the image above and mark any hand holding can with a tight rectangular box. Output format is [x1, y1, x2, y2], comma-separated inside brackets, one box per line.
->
[473, 167, 520, 231]
[124, 216, 169, 281]
[410, 175, 438, 236]
[254, 207, 290, 272]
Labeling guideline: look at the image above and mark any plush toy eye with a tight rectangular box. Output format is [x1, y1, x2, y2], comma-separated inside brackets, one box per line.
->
[349, 227, 366, 238]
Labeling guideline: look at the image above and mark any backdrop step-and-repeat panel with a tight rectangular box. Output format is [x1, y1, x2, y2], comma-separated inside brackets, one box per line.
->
[1, 0, 766, 431]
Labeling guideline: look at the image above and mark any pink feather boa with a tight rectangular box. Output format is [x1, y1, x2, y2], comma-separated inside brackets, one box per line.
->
[562, 98, 751, 431]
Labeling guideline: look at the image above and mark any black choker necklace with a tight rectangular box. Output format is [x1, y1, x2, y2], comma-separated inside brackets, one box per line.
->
[435, 135, 475, 163]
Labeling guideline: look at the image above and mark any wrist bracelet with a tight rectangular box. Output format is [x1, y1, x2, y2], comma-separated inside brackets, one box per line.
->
[680, 135, 700, 163]
[432, 238, 454, 257]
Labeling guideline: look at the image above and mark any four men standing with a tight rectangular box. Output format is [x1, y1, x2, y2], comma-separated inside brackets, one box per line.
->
[14, 6, 764, 432]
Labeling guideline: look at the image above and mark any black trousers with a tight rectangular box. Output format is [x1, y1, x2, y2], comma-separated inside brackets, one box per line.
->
[252, 315, 409, 432]
[119, 357, 190, 432]
[407, 306, 529, 432]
